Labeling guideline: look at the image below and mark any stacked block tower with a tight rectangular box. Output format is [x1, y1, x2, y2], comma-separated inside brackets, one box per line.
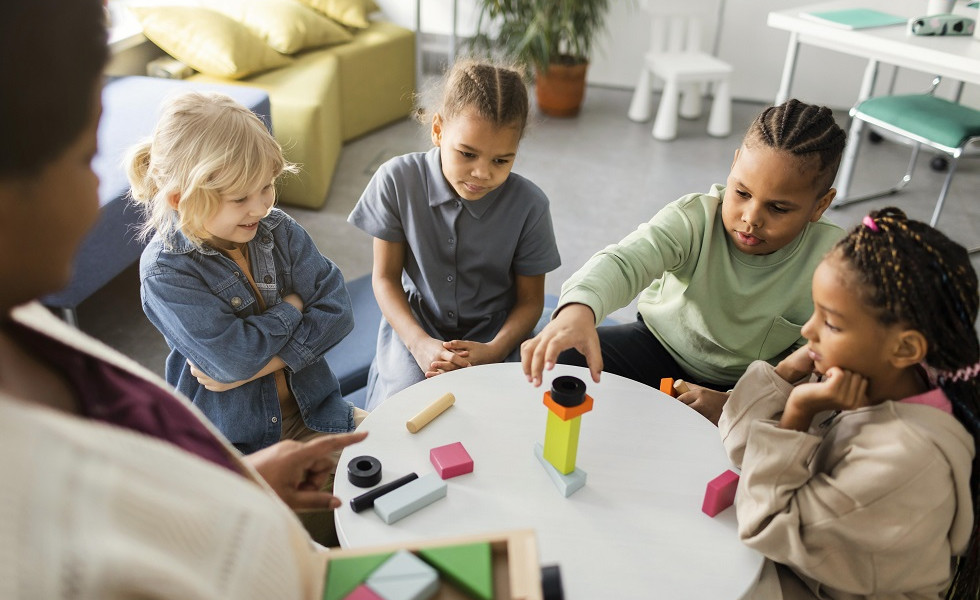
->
[536, 375, 593, 497]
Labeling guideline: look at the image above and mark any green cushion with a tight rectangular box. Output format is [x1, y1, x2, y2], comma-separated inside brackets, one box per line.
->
[856, 94, 980, 150]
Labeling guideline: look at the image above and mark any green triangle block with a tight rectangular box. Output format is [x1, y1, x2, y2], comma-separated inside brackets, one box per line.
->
[323, 552, 394, 600]
[418, 542, 493, 600]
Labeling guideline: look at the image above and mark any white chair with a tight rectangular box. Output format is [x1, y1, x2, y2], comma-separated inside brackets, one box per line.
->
[627, 0, 732, 141]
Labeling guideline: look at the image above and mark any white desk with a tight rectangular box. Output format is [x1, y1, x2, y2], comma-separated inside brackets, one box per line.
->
[334, 363, 763, 599]
[767, 0, 980, 199]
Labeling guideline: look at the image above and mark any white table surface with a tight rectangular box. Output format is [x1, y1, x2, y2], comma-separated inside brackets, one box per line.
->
[334, 363, 763, 599]
[767, 0, 980, 199]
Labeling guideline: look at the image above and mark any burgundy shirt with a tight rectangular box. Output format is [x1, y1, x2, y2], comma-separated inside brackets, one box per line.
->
[8, 322, 241, 475]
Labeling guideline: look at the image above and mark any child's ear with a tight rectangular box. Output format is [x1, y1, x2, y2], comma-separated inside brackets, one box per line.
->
[167, 192, 181, 211]
[430, 113, 443, 147]
[809, 188, 837, 222]
[889, 329, 928, 369]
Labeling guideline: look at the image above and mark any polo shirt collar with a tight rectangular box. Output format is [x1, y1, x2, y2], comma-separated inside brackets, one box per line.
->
[425, 147, 501, 220]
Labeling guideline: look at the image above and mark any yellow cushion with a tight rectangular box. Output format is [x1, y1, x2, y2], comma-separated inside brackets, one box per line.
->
[295, 0, 379, 29]
[210, 0, 353, 55]
[132, 6, 289, 79]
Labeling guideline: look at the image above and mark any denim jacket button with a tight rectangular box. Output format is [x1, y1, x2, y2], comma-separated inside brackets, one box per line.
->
[230, 296, 243, 308]
[262, 236, 271, 244]
[264, 275, 273, 284]
[271, 416, 278, 423]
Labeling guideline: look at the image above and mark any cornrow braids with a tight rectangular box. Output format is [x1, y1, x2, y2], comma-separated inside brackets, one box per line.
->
[429, 58, 529, 137]
[745, 98, 847, 194]
[836, 207, 980, 600]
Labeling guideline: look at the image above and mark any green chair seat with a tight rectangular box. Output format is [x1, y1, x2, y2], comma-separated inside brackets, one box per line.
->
[856, 94, 980, 150]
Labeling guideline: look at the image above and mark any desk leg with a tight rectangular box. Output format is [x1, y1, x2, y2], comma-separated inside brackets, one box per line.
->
[835, 58, 880, 202]
[775, 32, 800, 105]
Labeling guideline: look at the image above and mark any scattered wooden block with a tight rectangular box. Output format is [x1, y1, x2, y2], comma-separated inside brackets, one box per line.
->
[373, 473, 447, 524]
[366, 550, 439, 600]
[702, 469, 739, 517]
[324, 552, 394, 600]
[418, 542, 494, 600]
[406, 392, 456, 433]
[429, 441, 474, 479]
[659, 378, 677, 397]
[350, 473, 419, 513]
[534, 443, 587, 497]
[343, 584, 384, 600]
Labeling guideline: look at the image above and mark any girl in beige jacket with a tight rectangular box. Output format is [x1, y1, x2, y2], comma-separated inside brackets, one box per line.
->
[720, 207, 979, 600]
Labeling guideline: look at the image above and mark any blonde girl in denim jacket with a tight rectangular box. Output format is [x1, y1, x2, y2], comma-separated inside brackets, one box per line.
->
[129, 92, 362, 458]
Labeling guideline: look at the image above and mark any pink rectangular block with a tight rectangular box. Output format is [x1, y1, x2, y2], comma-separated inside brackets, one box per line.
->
[702, 469, 739, 517]
[429, 441, 474, 479]
[344, 584, 384, 600]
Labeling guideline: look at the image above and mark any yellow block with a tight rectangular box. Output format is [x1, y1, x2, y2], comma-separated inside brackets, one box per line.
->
[543, 411, 581, 474]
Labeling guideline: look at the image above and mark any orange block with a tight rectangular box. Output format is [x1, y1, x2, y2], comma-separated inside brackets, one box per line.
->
[660, 378, 677, 397]
[543, 392, 594, 420]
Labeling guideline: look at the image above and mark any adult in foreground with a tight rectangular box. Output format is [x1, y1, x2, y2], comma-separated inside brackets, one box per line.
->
[0, 1, 365, 597]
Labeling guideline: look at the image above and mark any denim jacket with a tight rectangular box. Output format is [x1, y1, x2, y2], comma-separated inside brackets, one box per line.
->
[139, 208, 355, 454]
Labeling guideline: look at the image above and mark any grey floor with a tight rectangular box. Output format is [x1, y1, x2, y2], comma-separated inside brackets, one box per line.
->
[77, 85, 980, 377]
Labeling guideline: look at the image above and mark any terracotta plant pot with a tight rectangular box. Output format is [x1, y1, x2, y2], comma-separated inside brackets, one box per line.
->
[535, 62, 589, 118]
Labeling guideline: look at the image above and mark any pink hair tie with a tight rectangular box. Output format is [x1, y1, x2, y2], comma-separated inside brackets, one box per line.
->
[862, 215, 880, 232]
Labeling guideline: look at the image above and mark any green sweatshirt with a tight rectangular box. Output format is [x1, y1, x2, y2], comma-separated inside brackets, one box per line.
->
[558, 185, 844, 384]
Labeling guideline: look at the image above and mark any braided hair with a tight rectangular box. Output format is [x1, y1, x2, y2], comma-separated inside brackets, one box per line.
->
[836, 207, 980, 600]
[419, 58, 529, 137]
[744, 98, 847, 195]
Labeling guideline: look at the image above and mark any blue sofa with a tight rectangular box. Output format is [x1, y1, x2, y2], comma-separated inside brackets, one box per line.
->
[41, 76, 272, 324]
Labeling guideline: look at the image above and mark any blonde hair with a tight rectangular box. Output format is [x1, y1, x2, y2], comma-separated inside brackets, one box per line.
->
[127, 91, 297, 246]
[417, 58, 529, 138]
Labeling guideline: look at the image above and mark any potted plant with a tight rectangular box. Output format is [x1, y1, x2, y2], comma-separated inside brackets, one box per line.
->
[468, 0, 612, 117]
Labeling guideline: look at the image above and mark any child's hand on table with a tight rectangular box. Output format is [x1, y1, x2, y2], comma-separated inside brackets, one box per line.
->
[780, 367, 870, 431]
[676, 384, 730, 425]
[521, 303, 602, 386]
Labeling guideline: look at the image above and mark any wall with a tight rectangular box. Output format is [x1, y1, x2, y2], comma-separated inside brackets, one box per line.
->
[375, 0, 978, 110]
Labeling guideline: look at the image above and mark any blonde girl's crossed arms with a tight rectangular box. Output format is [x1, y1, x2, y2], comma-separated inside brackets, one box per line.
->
[130, 92, 360, 456]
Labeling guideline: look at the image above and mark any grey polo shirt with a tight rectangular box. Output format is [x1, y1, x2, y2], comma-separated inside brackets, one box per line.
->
[348, 147, 561, 341]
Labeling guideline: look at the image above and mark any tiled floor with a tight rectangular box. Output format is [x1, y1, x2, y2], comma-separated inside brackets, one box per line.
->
[77, 85, 980, 377]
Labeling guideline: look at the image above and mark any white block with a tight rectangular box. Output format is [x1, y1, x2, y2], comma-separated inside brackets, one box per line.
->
[373, 473, 447, 524]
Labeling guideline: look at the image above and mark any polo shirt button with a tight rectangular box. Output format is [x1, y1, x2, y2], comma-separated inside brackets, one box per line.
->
[447, 275, 454, 282]
[271, 416, 278, 424]
[230, 297, 243, 308]
[264, 275, 273, 284]
[455, 200, 461, 208]
[448, 238, 455, 245]
[448, 311, 455, 318]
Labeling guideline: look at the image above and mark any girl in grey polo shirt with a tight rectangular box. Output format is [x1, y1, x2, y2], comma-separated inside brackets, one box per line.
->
[349, 59, 561, 410]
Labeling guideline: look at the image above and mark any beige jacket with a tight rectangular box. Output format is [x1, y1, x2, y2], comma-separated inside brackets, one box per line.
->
[719, 361, 975, 600]
[0, 303, 327, 599]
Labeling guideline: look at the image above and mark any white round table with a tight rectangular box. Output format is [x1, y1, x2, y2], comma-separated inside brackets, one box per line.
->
[335, 363, 763, 599]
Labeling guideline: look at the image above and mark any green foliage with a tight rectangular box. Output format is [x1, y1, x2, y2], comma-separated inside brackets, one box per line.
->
[468, 0, 613, 73]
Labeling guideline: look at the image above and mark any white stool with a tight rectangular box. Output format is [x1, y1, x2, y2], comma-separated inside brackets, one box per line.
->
[627, 1, 733, 141]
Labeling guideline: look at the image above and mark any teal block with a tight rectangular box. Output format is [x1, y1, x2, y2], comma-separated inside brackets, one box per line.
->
[373, 473, 447, 524]
[534, 443, 587, 497]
